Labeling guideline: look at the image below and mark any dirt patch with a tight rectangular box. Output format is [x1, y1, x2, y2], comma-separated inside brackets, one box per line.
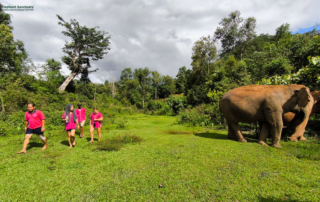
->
[165, 130, 195, 135]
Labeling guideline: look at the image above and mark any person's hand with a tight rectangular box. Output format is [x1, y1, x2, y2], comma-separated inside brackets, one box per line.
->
[77, 125, 80, 129]
[94, 119, 97, 121]
[41, 127, 45, 132]
[24, 127, 27, 132]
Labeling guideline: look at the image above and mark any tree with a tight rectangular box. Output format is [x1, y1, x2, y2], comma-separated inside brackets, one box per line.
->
[0, 24, 14, 71]
[0, 6, 28, 74]
[214, 10, 256, 60]
[191, 36, 217, 76]
[175, 66, 187, 94]
[120, 68, 133, 83]
[45, 58, 61, 71]
[151, 71, 161, 100]
[0, 3, 12, 29]
[134, 67, 151, 108]
[56, 14, 111, 92]
[158, 75, 175, 99]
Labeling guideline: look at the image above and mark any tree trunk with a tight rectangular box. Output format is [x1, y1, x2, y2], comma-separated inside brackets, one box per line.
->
[58, 72, 78, 93]
[111, 77, 116, 98]
[0, 91, 4, 119]
[143, 89, 145, 108]
[155, 87, 157, 100]
[94, 84, 96, 102]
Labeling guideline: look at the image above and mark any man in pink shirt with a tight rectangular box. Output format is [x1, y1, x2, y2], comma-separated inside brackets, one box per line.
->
[76, 103, 86, 138]
[17, 103, 47, 154]
[89, 108, 103, 142]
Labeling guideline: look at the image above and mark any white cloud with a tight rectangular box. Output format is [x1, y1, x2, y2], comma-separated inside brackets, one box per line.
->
[4, 0, 320, 83]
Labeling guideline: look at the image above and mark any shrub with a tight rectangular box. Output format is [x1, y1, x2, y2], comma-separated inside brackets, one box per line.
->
[116, 118, 128, 129]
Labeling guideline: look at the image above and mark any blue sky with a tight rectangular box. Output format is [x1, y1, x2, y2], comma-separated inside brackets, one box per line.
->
[294, 25, 320, 34]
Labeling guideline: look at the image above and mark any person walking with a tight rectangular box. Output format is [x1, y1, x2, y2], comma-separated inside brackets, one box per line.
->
[75, 103, 86, 138]
[17, 103, 47, 154]
[62, 104, 78, 148]
[89, 108, 103, 142]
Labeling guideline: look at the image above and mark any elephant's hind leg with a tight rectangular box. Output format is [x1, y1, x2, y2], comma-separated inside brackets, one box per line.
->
[228, 120, 247, 143]
[258, 123, 269, 146]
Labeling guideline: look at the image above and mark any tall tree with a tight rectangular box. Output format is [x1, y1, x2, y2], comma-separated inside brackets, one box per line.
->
[0, 3, 12, 28]
[175, 66, 187, 94]
[158, 75, 175, 99]
[151, 71, 161, 100]
[0, 5, 28, 74]
[56, 15, 111, 92]
[191, 36, 217, 76]
[214, 10, 256, 60]
[134, 67, 151, 108]
[120, 68, 133, 83]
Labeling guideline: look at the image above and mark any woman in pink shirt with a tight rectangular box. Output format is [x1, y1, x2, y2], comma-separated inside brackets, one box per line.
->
[62, 104, 78, 148]
[90, 108, 103, 142]
[76, 103, 86, 138]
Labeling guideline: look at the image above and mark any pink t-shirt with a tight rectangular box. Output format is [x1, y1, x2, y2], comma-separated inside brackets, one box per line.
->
[90, 112, 103, 128]
[75, 108, 86, 122]
[62, 112, 78, 131]
[25, 110, 45, 129]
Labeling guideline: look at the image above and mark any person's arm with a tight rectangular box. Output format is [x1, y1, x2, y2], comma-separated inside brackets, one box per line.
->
[95, 114, 103, 122]
[41, 120, 45, 132]
[62, 113, 67, 122]
[24, 121, 28, 132]
[89, 115, 92, 126]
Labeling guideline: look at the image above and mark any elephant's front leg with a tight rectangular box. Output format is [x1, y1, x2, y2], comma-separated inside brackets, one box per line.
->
[258, 122, 269, 146]
[266, 111, 283, 148]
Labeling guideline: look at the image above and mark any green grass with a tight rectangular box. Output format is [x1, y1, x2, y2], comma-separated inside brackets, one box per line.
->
[1, 114, 320, 201]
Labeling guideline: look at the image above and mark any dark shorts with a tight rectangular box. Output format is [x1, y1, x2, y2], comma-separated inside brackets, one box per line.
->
[66, 128, 76, 132]
[26, 127, 43, 135]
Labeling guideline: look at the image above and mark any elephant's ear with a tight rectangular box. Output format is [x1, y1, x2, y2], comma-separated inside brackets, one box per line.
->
[297, 87, 311, 108]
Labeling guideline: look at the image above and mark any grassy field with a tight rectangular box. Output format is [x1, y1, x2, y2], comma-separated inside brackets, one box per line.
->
[1, 114, 320, 201]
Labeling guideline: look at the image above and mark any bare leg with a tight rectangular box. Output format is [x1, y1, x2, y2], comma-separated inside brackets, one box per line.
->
[89, 125, 94, 142]
[17, 134, 32, 154]
[39, 135, 47, 150]
[258, 123, 269, 146]
[67, 131, 72, 148]
[71, 129, 76, 146]
[80, 127, 85, 137]
[98, 128, 101, 141]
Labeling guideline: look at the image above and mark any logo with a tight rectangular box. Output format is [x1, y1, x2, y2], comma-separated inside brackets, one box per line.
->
[2, 5, 34, 11]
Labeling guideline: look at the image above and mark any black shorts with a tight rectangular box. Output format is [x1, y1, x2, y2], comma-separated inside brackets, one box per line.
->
[26, 127, 44, 135]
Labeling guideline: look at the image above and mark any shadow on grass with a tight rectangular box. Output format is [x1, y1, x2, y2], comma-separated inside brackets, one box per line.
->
[86, 137, 98, 142]
[194, 132, 258, 143]
[60, 140, 70, 146]
[258, 196, 300, 202]
[27, 142, 43, 149]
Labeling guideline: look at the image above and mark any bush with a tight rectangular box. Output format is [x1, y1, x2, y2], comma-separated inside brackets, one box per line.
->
[116, 118, 128, 129]
[177, 111, 213, 127]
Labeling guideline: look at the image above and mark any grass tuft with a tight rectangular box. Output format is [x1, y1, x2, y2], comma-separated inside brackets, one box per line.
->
[284, 138, 320, 160]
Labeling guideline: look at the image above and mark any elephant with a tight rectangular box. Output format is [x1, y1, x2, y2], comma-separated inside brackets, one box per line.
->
[278, 91, 320, 142]
[219, 84, 314, 147]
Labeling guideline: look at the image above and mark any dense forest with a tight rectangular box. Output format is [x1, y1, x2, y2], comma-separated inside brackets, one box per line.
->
[1, 7, 320, 135]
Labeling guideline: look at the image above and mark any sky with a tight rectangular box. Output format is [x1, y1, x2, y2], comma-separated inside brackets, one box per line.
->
[3, 0, 320, 83]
